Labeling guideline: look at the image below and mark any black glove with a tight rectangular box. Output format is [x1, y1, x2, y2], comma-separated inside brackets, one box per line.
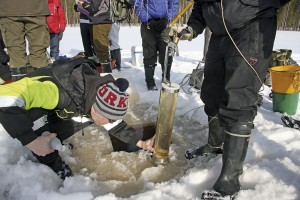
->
[177, 26, 194, 41]
[155, 17, 168, 33]
[0, 64, 12, 84]
[147, 18, 158, 31]
[74, 4, 78, 12]
[0, 49, 9, 64]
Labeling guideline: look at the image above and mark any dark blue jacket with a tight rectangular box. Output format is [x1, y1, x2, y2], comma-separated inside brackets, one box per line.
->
[134, 0, 179, 23]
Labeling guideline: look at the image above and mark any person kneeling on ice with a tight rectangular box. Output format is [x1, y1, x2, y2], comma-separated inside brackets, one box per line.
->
[0, 58, 155, 180]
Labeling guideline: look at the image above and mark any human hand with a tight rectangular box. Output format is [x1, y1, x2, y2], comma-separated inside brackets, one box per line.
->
[177, 26, 194, 41]
[136, 136, 156, 153]
[78, 1, 92, 13]
[58, 30, 63, 41]
[74, 4, 78, 12]
[155, 17, 168, 33]
[25, 133, 57, 156]
[0, 49, 10, 64]
[0, 64, 12, 84]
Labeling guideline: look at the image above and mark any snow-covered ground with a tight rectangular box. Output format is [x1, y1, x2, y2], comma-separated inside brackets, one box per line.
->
[0, 26, 300, 200]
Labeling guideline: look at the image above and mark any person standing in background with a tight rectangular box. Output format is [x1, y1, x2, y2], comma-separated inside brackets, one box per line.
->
[74, 0, 96, 61]
[134, 0, 179, 91]
[109, 23, 122, 71]
[79, 0, 113, 72]
[0, 0, 50, 81]
[47, 0, 66, 62]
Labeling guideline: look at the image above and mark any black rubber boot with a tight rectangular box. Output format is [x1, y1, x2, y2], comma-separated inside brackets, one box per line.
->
[144, 64, 157, 90]
[11, 67, 27, 81]
[49, 156, 72, 180]
[185, 116, 224, 159]
[212, 123, 253, 197]
[101, 62, 112, 73]
[110, 49, 121, 70]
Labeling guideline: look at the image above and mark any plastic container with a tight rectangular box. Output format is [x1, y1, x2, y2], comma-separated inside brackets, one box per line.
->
[131, 46, 143, 67]
[42, 131, 63, 151]
[270, 66, 300, 115]
[270, 66, 300, 94]
[272, 92, 299, 115]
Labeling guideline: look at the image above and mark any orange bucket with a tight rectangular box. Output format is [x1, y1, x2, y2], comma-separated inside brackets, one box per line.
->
[270, 66, 300, 94]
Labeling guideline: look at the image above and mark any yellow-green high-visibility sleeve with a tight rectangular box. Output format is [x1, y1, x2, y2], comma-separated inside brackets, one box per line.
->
[0, 77, 59, 110]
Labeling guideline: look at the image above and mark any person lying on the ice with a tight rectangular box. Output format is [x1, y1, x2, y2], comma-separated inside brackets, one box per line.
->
[0, 58, 155, 180]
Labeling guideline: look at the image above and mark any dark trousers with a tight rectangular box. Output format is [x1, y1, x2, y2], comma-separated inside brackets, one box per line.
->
[50, 33, 60, 60]
[201, 16, 277, 127]
[80, 23, 94, 57]
[141, 24, 173, 86]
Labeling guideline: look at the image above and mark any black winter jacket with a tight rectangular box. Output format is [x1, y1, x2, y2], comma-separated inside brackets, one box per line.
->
[188, 0, 291, 36]
[30, 58, 114, 115]
[0, 58, 114, 145]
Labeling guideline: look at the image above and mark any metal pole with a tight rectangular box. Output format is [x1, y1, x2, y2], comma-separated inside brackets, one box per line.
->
[168, 1, 194, 28]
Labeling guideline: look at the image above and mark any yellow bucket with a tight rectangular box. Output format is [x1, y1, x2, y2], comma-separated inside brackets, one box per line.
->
[270, 66, 300, 94]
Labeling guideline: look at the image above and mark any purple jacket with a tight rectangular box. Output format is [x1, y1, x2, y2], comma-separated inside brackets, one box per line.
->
[134, 0, 179, 23]
[76, 0, 90, 16]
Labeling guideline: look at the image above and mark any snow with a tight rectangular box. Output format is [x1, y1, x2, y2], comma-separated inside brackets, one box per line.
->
[1, 26, 300, 200]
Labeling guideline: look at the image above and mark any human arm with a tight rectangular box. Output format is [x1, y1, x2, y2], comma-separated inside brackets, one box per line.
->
[0, 106, 44, 146]
[178, 0, 206, 40]
[136, 136, 155, 152]
[0, 49, 11, 83]
[0, 49, 9, 64]
[0, 31, 9, 65]
[57, 1, 66, 32]
[26, 133, 57, 156]
[133, 0, 149, 22]
[74, 3, 79, 12]
[0, 37, 11, 84]
[106, 120, 156, 152]
[167, 0, 179, 21]
[78, 0, 100, 16]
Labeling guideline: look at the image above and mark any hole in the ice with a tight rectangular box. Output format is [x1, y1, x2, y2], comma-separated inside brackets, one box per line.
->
[66, 104, 207, 198]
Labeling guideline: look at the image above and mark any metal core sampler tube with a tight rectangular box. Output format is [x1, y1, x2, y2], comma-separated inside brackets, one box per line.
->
[152, 82, 180, 165]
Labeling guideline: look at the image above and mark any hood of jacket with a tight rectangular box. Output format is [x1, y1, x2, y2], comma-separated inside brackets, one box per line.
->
[51, 58, 115, 114]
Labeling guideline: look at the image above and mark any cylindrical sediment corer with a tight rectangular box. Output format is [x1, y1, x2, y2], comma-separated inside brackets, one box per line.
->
[153, 82, 180, 165]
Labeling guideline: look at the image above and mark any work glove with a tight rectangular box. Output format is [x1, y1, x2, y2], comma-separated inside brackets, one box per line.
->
[0, 64, 12, 84]
[177, 26, 194, 41]
[0, 49, 9, 64]
[74, 4, 78, 12]
[155, 17, 168, 33]
[147, 18, 158, 31]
